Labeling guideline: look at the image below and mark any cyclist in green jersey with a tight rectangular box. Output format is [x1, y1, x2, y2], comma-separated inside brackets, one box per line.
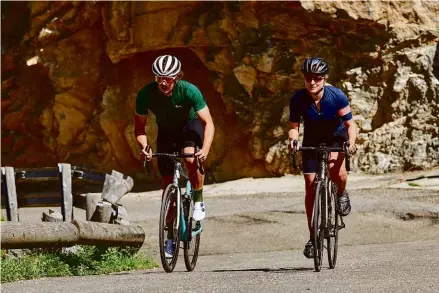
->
[134, 55, 215, 258]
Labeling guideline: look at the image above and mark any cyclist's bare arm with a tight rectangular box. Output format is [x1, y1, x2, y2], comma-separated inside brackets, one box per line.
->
[288, 122, 300, 149]
[196, 106, 215, 161]
[134, 112, 148, 148]
[343, 119, 358, 154]
[343, 119, 357, 144]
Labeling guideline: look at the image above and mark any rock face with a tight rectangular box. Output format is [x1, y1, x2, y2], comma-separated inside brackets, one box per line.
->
[1, 1, 438, 184]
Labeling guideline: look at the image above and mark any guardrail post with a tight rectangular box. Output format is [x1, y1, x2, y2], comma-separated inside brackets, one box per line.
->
[58, 163, 73, 221]
[2, 167, 19, 222]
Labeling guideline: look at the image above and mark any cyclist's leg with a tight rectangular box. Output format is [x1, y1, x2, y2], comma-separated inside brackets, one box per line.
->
[302, 149, 317, 258]
[328, 151, 346, 192]
[157, 129, 178, 239]
[328, 139, 351, 216]
[157, 128, 177, 194]
[179, 119, 205, 220]
[303, 150, 317, 236]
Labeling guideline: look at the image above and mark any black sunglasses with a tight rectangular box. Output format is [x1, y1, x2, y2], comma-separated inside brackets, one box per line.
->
[304, 75, 325, 82]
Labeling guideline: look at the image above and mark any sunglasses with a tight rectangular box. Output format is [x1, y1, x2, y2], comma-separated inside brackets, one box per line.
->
[155, 75, 177, 85]
[304, 75, 325, 82]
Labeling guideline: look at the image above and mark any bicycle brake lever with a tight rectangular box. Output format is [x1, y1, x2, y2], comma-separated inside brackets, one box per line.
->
[198, 158, 205, 175]
[344, 142, 351, 172]
[195, 146, 205, 175]
[143, 145, 152, 174]
[143, 158, 151, 174]
[292, 150, 298, 170]
[291, 140, 298, 170]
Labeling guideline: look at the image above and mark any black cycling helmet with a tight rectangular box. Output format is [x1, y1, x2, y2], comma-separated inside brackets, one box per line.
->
[301, 57, 329, 75]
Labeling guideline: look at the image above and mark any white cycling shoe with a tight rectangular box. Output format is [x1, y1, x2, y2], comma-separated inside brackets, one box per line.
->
[192, 202, 205, 221]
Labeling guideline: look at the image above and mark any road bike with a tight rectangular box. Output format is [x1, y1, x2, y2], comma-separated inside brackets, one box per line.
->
[292, 141, 350, 272]
[145, 148, 204, 273]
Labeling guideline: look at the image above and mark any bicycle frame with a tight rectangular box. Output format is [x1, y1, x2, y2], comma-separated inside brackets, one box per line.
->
[315, 148, 331, 229]
[168, 159, 203, 242]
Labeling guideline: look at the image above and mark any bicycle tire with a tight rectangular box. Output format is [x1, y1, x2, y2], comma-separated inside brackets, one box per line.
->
[159, 184, 181, 273]
[183, 196, 201, 271]
[327, 181, 339, 269]
[313, 181, 325, 272]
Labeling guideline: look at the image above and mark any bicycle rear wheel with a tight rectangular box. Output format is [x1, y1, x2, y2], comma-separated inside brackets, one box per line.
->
[159, 184, 181, 273]
[327, 181, 339, 269]
[313, 181, 325, 272]
[183, 196, 201, 271]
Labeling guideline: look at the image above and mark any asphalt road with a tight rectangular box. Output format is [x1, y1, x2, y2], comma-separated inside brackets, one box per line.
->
[3, 172, 439, 292]
[3, 240, 438, 293]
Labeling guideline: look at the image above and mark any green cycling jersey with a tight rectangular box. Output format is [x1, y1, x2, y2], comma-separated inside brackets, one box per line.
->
[136, 80, 207, 131]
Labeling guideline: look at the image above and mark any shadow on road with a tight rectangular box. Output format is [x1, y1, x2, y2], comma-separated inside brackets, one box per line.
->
[211, 267, 313, 273]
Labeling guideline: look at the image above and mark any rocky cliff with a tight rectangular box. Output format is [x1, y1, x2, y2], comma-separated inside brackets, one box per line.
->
[2, 1, 438, 184]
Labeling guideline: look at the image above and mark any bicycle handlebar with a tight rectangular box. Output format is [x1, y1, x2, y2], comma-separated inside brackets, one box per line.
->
[299, 146, 344, 152]
[291, 141, 351, 172]
[143, 147, 205, 175]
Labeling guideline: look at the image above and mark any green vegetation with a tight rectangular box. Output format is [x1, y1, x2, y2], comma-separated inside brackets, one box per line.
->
[1, 246, 158, 283]
[408, 182, 423, 187]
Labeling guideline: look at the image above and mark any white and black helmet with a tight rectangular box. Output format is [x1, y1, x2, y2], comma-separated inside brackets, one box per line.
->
[152, 55, 181, 77]
[301, 57, 329, 75]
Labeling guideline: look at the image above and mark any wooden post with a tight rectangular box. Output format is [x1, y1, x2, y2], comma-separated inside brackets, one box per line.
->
[114, 205, 130, 225]
[3, 167, 19, 222]
[85, 193, 102, 220]
[90, 201, 114, 223]
[1, 222, 79, 249]
[111, 170, 124, 180]
[59, 163, 73, 222]
[41, 209, 64, 252]
[102, 176, 134, 204]
[101, 174, 119, 198]
[72, 220, 145, 247]
[42, 209, 63, 222]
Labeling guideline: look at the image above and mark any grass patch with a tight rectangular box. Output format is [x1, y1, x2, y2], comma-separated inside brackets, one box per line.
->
[1, 246, 158, 283]
[407, 182, 423, 187]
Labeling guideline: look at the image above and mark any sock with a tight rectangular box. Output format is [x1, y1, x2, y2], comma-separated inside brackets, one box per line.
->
[193, 187, 203, 202]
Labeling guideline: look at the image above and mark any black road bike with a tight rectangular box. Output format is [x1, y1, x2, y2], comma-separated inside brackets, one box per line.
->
[292, 141, 350, 272]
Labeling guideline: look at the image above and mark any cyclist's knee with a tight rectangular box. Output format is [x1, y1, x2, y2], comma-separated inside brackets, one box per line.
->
[332, 169, 347, 183]
[304, 174, 315, 195]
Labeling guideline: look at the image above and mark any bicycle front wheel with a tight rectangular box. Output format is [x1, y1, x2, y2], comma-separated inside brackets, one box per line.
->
[183, 197, 201, 271]
[313, 181, 325, 272]
[159, 184, 181, 273]
[327, 181, 339, 269]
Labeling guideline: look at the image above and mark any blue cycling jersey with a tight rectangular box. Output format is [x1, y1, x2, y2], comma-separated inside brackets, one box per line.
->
[289, 86, 352, 144]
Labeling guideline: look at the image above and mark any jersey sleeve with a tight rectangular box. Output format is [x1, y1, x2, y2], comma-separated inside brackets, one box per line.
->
[135, 87, 149, 116]
[289, 91, 301, 123]
[335, 89, 353, 121]
[186, 83, 207, 111]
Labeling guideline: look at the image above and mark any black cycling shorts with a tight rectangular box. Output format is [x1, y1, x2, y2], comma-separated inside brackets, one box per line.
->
[157, 119, 204, 177]
[302, 136, 346, 174]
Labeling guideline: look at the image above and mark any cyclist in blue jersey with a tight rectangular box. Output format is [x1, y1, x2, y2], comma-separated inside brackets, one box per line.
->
[288, 57, 358, 259]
